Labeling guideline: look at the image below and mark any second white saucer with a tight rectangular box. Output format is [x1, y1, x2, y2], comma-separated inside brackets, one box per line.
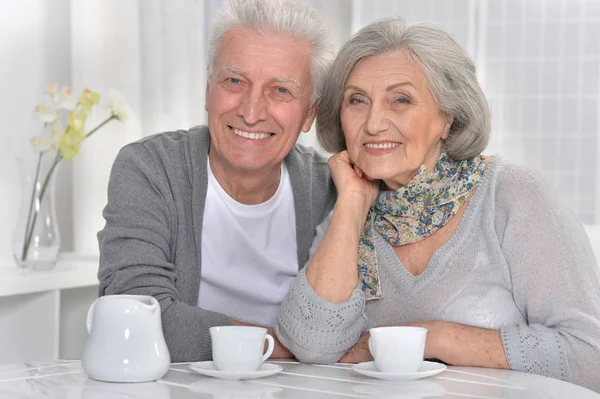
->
[352, 361, 447, 381]
[189, 361, 282, 381]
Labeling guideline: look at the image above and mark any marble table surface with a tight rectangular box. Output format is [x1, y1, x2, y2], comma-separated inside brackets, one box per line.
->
[0, 359, 598, 398]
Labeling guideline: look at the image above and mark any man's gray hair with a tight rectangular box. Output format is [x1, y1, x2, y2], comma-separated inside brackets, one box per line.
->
[208, 0, 335, 104]
[317, 19, 491, 159]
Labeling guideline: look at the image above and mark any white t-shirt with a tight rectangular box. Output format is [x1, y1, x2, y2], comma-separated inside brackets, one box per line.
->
[198, 158, 298, 326]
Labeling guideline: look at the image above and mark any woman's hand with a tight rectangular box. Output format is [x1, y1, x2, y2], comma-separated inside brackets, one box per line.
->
[328, 150, 379, 214]
[339, 321, 509, 369]
[339, 332, 373, 363]
[409, 321, 508, 368]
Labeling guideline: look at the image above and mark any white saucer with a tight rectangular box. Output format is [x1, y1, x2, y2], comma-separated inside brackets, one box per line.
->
[189, 361, 282, 381]
[352, 361, 446, 381]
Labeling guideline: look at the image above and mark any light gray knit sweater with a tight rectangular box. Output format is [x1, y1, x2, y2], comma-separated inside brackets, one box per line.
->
[276, 158, 600, 392]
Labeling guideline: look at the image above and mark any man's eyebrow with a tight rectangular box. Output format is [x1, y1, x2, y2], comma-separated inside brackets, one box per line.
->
[271, 76, 300, 88]
[218, 68, 304, 95]
[219, 68, 299, 88]
[222, 66, 247, 76]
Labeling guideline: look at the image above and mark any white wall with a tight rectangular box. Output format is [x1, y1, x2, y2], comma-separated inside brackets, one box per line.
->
[0, 0, 73, 267]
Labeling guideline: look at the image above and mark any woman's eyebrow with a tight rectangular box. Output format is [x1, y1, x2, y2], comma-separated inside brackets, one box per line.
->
[344, 84, 366, 94]
[386, 81, 416, 91]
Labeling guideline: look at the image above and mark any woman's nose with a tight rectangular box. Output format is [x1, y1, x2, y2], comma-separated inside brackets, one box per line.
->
[365, 102, 390, 135]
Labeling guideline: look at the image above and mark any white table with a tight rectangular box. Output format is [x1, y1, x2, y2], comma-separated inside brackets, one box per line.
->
[0, 360, 598, 398]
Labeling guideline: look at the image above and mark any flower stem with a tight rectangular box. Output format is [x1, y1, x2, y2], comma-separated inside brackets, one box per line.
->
[20, 150, 62, 262]
[86, 114, 117, 139]
[20, 152, 42, 261]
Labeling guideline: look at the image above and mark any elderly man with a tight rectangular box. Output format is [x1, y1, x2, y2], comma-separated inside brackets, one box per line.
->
[97, 0, 336, 362]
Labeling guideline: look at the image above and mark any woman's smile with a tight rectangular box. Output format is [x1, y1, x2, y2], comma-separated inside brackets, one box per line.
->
[363, 140, 402, 156]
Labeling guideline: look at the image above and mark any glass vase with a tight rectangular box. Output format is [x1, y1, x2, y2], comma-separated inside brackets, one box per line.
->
[12, 153, 61, 271]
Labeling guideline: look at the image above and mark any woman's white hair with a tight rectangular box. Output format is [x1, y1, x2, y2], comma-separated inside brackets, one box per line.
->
[317, 19, 491, 159]
[207, 0, 335, 104]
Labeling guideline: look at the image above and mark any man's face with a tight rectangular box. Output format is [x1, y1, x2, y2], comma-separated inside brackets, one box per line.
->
[205, 28, 316, 175]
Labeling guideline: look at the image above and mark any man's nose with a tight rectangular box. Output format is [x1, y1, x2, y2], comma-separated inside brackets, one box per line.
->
[237, 88, 268, 124]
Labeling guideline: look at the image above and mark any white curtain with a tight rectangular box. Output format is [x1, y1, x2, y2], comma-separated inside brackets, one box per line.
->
[70, 1, 144, 255]
[69, 0, 215, 254]
[68, 0, 600, 255]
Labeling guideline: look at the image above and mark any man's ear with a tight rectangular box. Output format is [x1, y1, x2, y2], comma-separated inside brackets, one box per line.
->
[301, 102, 318, 133]
[204, 83, 210, 112]
[442, 114, 454, 139]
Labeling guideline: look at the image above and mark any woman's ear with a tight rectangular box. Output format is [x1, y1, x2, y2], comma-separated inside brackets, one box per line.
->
[442, 115, 454, 139]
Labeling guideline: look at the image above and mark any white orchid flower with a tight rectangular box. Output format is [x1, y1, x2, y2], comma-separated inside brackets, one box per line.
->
[33, 100, 60, 123]
[52, 86, 77, 110]
[29, 119, 65, 153]
[105, 88, 133, 122]
[47, 83, 58, 95]
[48, 119, 65, 150]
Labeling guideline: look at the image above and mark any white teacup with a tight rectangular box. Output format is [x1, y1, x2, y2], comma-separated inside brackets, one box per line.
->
[210, 326, 274, 372]
[368, 326, 427, 373]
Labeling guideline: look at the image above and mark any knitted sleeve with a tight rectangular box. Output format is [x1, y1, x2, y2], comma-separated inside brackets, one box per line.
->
[275, 211, 368, 363]
[495, 164, 600, 392]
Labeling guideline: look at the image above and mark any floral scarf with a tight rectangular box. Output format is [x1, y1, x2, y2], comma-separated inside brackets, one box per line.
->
[358, 151, 486, 300]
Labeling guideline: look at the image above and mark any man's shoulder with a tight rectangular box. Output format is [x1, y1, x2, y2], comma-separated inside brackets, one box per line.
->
[128, 125, 209, 152]
[285, 143, 336, 206]
[286, 144, 333, 188]
[116, 125, 209, 169]
[112, 126, 209, 183]
[287, 143, 331, 166]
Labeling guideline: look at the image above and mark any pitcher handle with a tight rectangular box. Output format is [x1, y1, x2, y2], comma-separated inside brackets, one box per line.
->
[261, 334, 275, 361]
[86, 299, 98, 334]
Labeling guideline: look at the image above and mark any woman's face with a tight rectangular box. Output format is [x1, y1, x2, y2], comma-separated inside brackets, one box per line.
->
[340, 50, 452, 190]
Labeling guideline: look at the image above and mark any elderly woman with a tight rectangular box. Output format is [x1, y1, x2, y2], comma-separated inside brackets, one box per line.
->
[275, 19, 600, 391]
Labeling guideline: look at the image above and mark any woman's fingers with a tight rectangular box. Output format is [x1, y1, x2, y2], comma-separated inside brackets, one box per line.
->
[331, 150, 353, 166]
[353, 164, 363, 178]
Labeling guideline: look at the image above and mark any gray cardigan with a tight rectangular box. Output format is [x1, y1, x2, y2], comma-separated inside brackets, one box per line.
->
[276, 158, 600, 392]
[98, 126, 336, 362]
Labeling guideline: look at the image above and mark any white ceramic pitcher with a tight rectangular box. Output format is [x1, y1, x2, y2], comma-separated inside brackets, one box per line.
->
[82, 295, 171, 382]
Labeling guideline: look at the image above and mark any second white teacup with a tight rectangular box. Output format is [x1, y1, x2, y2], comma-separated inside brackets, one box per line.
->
[210, 326, 274, 372]
[368, 326, 427, 373]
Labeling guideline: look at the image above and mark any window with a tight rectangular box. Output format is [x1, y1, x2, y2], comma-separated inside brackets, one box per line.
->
[353, 0, 600, 223]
